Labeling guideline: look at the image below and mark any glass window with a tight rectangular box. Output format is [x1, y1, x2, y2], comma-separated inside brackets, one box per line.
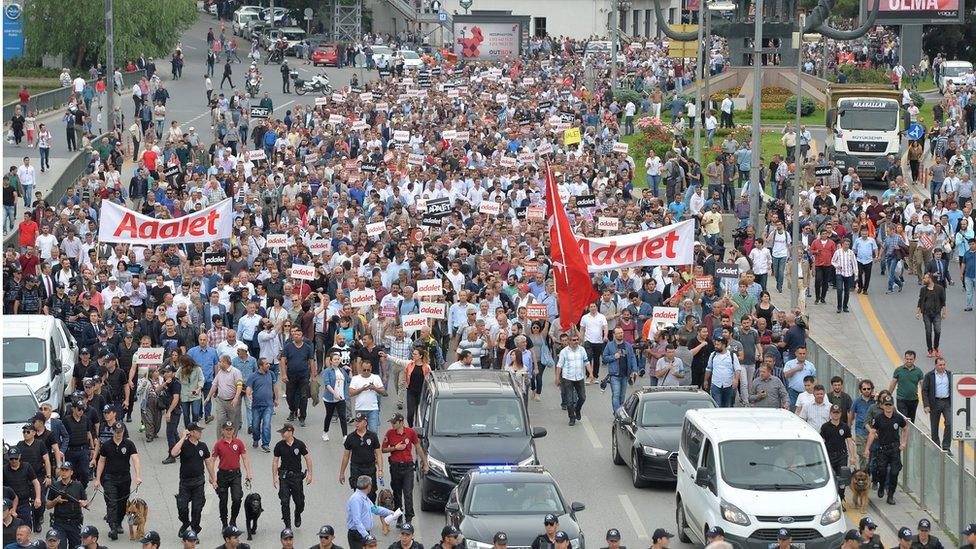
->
[837, 102, 899, 131]
[718, 440, 831, 491]
[431, 398, 525, 436]
[681, 420, 704, 465]
[468, 482, 563, 514]
[3, 338, 48, 377]
[3, 393, 39, 425]
[639, 398, 714, 427]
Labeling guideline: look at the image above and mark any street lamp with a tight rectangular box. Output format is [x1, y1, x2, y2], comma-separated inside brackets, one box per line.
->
[747, 0, 764, 231]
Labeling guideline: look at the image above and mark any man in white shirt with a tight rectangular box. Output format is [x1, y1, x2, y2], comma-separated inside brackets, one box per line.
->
[17, 157, 36, 208]
[35, 225, 58, 260]
[798, 384, 832, 431]
[348, 360, 386, 433]
[73, 75, 86, 95]
[720, 94, 735, 128]
[446, 350, 478, 370]
[579, 303, 608, 384]
[100, 276, 125, 304]
[748, 238, 773, 291]
[624, 101, 636, 135]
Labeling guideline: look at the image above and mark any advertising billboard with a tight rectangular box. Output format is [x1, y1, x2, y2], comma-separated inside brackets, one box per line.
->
[861, 0, 964, 24]
[453, 22, 521, 60]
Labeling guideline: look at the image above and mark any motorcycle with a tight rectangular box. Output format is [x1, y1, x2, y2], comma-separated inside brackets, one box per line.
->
[246, 78, 261, 98]
[265, 48, 284, 65]
[293, 71, 331, 96]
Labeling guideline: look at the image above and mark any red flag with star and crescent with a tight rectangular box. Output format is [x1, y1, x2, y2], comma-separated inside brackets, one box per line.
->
[544, 163, 600, 331]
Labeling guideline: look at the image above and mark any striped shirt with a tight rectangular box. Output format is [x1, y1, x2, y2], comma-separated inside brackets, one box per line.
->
[831, 248, 857, 277]
[556, 345, 589, 381]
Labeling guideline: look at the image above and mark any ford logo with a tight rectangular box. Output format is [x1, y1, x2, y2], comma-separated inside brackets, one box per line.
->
[777, 517, 795, 524]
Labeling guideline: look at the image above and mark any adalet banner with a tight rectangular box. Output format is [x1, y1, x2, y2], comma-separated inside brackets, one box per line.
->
[98, 198, 234, 244]
[577, 219, 695, 273]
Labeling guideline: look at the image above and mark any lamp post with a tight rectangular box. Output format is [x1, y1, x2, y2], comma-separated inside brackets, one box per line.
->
[105, 0, 115, 135]
[790, 18, 820, 310]
[747, 0, 763, 231]
[692, 8, 704, 162]
[610, 0, 631, 91]
[693, 1, 734, 162]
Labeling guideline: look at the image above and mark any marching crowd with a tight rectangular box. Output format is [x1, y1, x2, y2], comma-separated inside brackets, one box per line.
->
[4, 8, 976, 549]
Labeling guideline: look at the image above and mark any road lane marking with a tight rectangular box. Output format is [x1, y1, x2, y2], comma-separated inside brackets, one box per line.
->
[618, 494, 650, 540]
[580, 415, 603, 448]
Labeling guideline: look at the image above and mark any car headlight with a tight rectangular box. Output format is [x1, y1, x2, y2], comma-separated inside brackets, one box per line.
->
[820, 498, 843, 525]
[518, 454, 537, 466]
[465, 540, 492, 549]
[570, 537, 582, 549]
[34, 385, 51, 403]
[427, 456, 448, 477]
[720, 500, 751, 526]
[642, 445, 669, 457]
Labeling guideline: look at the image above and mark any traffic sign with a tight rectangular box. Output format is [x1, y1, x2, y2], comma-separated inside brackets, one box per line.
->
[906, 123, 925, 141]
[438, 11, 448, 22]
[953, 374, 976, 440]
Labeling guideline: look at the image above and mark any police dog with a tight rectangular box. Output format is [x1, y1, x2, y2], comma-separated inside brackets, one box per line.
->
[243, 492, 263, 540]
[124, 498, 148, 541]
[850, 469, 871, 513]
[376, 488, 396, 535]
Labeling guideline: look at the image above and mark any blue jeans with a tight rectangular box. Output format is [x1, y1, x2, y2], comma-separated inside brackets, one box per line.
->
[3, 205, 15, 231]
[886, 256, 902, 291]
[648, 174, 661, 197]
[710, 385, 736, 408]
[772, 256, 788, 291]
[203, 381, 213, 418]
[609, 375, 629, 413]
[181, 399, 202, 428]
[22, 184, 33, 207]
[966, 276, 975, 309]
[788, 387, 801, 410]
[251, 403, 273, 446]
[364, 409, 380, 434]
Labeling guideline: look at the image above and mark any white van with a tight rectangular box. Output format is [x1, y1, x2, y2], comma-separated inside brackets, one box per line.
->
[675, 409, 847, 548]
[233, 10, 261, 36]
[939, 61, 974, 94]
[2, 316, 77, 412]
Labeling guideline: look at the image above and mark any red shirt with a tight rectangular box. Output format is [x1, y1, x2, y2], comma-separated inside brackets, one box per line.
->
[18, 219, 38, 247]
[809, 238, 837, 267]
[18, 253, 39, 276]
[213, 437, 247, 471]
[382, 427, 419, 464]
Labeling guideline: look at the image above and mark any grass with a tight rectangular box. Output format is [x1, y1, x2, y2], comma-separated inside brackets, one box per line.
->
[733, 108, 824, 127]
[3, 78, 61, 104]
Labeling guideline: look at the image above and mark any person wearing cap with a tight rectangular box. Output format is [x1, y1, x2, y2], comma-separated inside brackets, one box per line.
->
[864, 394, 907, 505]
[43, 529, 61, 549]
[381, 413, 428, 526]
[3, 499, 26, 547]
[2, 448, 41, 528]
[530, 514, 560, 549]
[46, 462, 87, 549]
[431, 525, 461, 549]
[272, 423, 312, 529]
[773, 527, 803, 549]
[170, 423, 217, 538]
[93, 420, 141, 540]
[180, 528, 199, 548]
[840, 529, 861, 549]
[95, 406, 127, 446]
[313, 524, 341, 549]
[911, 518, 943, 549]
[602, 528, 626, 549]
[894, 527, 914, 549]
[218, 525, 251, 549]
[703, 336, 741, 408]
[79, 525, 107, 549]
[280, 326, 318, 427]
[820, 401, 856, 501]
[704, 526, 725, 543]
[960, 523, 976, 549]
[213, 419, 253, 530]
[60, 400, 95, 490]
[388, 523, 423, 549]
[15, 421, 52, 532]
[489, 532, 509, 549]
[858, 517, 882, 549]
[339, 413, 383, 503]
[139, 530, 161, 549]
[346, 475, 393, 549]
[205, 355, 245, 437]
[650, 528, 671, 549]
[280, 527, 296, 549]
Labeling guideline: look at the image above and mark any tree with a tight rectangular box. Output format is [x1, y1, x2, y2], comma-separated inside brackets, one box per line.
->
[923, 9, 976, 64]
[24, 0, 197, 68]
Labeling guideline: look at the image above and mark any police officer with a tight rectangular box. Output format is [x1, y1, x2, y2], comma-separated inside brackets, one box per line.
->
[864, 395, 907, 505]
[94, 422, 141, 540]
[280, 60, 291, 93]
[841, 529, 862, 549]
[48, 283, 69, 321]
[180, 528, 200, 548]
[281, 528, 296, 549]
[139, 530, 161, 549]
[62, 400, 95, 490]
[771, 528, 803, 549]
[2, 447, 41, 527]
[602, 529, 626, 549]
[530, 514, 559, 549]
[387, 523, 423, 549]
[16, 422, 52, 532]
[911, 519, 944, 549]
[650, 529, 671, 549]
[704, 527, 725, 544]
[339, 413, 382, 503]
[551, 531, 571, 549]
[312, 524, 343, 549]
[960, 523, 976, 549]
[362, 535, 379, 549]
[896, 528, 913, 549]
[820, 404, 856, 500]
[46, 462, 87, 549]
[170, 423, 217, 538]
[431, 526, 460, 549]
[272, 423, 312, 529]
[381, 413, 428, 525]
[858, 517, 883, 549]
[96, 406, 128, 445]
[43, 529, 62, 549]
[16, 276, 43, 314]
[491, 532, 508, 549]
[213, 421, 253, 529]
[79, 525, 108, 549]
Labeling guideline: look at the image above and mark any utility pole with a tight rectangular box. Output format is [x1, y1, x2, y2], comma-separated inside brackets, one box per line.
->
[790, 14, 804, 310]
[747, 0, 763, 230]
[702, 8, 711, 139]
[692, 7, 704, 162]
[610, 0, 619, 91]
[105, 0, 115, 135]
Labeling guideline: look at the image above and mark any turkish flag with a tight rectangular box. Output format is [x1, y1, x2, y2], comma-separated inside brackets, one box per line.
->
[544, 163, 600, 331]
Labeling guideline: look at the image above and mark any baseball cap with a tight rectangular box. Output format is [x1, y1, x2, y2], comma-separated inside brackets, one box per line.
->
[918, 519, 932, 531]
[554, 531, 570, 543]
[544, 513, 559, 525]
[113, 421, 125, 432]
[281, 528, 295, 539]
[277, 423, 295, 433]
[442, 525, 461, 538]
[860, 517, 878, 530]
[898, 528, 913, 540]
[882, 395, 894, 405]
[139, 531, 161, 544]
[2, 499, 11, 511]
[97, 329, 107, 337]
[222, 420, 234, 430]
[652, 529, 673, 542]
[187, 422, 203, 432]
[46, 530, 62, 541]
[777, 528, 791, 540]
[830, 404, 841, 413]
[32, 413, 46, 423]
[354, 412, 369, 422]
[79, 347, 90, 354]
[493, 532, 508, 544]
[6, 447, 21, 459]
[963, 523, 976, 536]
[389, 412, 405, 423]
[844, 529, 861, 541]
[318, 525, 336, 537]
[713, 335, 727, 343]
[102, 404, 115, 413]
[162, 364, 177, 373]
[80, 525, 99, 538]
[363, 534, 378, 546]
[83, 378, 96, 388]
[222, 525, 242, 538]
[58, 461, 73, 470]
[400, 523, 415, 534]
[181, 529, 199, 541]
[606, 529, 621, 541]
[706, 526, 725, 538]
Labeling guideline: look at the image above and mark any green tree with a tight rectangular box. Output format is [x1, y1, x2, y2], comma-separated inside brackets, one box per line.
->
[24, 0, 197, 68]
[923, 10, 976, 64]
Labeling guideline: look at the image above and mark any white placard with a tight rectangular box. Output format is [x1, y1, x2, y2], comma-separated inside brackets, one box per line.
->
[537, 143, 553, 156]
[134, 347, 165, 366]
[613, 142, 630, 154]
[315, 97, 328, 106]
[329, 113, 345, 125]
[649, 307, 679, 335]
[495, 93, 509, 103]
[415, 199, 427, 212]
[266, 233, 288, 248]
[394, 130, 410, 142]
[456, 131, 470, 141]
[408, 153, 425, 166]
[349, 289, 377, 308]
[498, 156, 516, 168]
[415, 278, 443, 297]
[418, 301, 446, 320]
[376, 101, 390, 111]
[331, 92, 346, 103]
[526, 206, 545, 222]
[479, 201, 501, 216]
[518, 152, 536, 164]
[360, 92, 374, 102]
[291, 264, 316, 280]
[308, 239, 330, 255]
[248, 149, 266, 161]
[352, 119, 368, 131]
[442, 129, 457, 140]
[401, 313, 428, 334]
[598, 216, 619, 232]
[447, 89, 459, 98]
[366, 220, 386, 237]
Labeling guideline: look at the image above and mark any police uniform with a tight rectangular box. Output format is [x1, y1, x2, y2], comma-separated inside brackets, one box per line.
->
[343, 428, 380, 502]
[16, 431, 51, 531]
[96, 427, 138, 536]
[820, 414, 852, 497]
[274, 428, 309, 528]
[910, 519, 944, 549]
[80, 524, 109, 549]
[48, 466, 86, 549]
[61, 407, 94, 488]
[386, 523, 424, 549]
[176, 432, 211, 535]
[869, 408, 906, 500]
[531, 517, 558, 549]
[310, 524, 345, 549]
[2, 448, 38, 525]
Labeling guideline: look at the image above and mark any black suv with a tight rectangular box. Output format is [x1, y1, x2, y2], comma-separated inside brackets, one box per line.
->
[610, 386, 715, 486]
[416, 370, 547, 511]
[446, 466, 585, 549]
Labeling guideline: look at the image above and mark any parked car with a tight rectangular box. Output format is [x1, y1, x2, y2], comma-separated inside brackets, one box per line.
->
[260, 6, 289, 24]
[312, 42, 340, 66]
[244, 19, 266, 42]
[261, 27, 305, 52]
[398, 49, 424, 70]
[370, 45, 394, 66]
[233, 9, 262, 36]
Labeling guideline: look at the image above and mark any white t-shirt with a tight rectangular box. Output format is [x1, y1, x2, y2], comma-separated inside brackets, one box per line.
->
[35, 233, 58, 260]
[748, 247, 772, 275]
[350, 374, 384, 411]
[645, 156, 662, 176]
[794, 390, 815, 413]
[579, 312, 608, 344]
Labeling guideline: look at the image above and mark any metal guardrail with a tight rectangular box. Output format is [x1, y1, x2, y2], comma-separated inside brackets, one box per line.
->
[805, 339, 976, 540]
[3, 71, 144, 122]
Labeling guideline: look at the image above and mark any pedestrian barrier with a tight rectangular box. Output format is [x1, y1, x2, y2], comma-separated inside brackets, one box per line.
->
[3, 71, 144, 122]
[806, 339, 976, 541]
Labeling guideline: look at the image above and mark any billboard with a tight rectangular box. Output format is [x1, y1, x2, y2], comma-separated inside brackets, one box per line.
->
[3, 2, 25, 60]
[453, 22, 521, 60]
[861, 0, 964, 24]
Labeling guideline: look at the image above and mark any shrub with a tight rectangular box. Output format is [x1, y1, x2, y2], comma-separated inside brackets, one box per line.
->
[785, 95, 817, 117]
[909, 90, 925, 108]
[830, 65, 890, 84]
[614, 89, 644, 105]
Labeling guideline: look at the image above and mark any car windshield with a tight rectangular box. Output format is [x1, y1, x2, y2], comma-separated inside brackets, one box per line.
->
[838, 103, 898, 131]
[282, 30, 305, 40]
[4, 393, 38, 424]
[944, 65, 971, 77]
[432, 398, 525, 436]
[3, 338, 47, 377]
[639, 398, 714, 427]
[468, 482, 563, 514]
[373, 46, 393, 56]
[719, 440, 831, 491]
[401, 51, 420, 59]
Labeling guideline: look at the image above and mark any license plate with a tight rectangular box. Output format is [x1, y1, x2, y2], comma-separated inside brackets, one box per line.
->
[858, 160, 874, 167]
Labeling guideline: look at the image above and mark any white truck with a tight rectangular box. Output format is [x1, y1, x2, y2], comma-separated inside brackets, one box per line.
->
[938, 60, 974, 94]
[824, 84, 903, 182]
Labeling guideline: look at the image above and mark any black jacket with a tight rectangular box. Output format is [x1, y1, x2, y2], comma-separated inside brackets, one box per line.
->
[920, 368, 952, 409]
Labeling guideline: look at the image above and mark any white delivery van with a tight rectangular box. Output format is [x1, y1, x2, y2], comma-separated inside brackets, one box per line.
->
[2, 315, 77, 412]
[675, 408, 847, 548]
[938, 60, 974, 94]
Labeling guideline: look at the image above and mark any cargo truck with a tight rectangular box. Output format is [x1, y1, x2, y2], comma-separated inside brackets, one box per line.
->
[824, 84, 903, 182]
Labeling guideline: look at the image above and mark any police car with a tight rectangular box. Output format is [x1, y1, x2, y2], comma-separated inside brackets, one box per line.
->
[445, 466, 586, 549]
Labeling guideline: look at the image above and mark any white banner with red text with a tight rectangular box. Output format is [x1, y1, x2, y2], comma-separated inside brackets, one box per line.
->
[577, 219, 695, 273]
[98, 199, 234, 244]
